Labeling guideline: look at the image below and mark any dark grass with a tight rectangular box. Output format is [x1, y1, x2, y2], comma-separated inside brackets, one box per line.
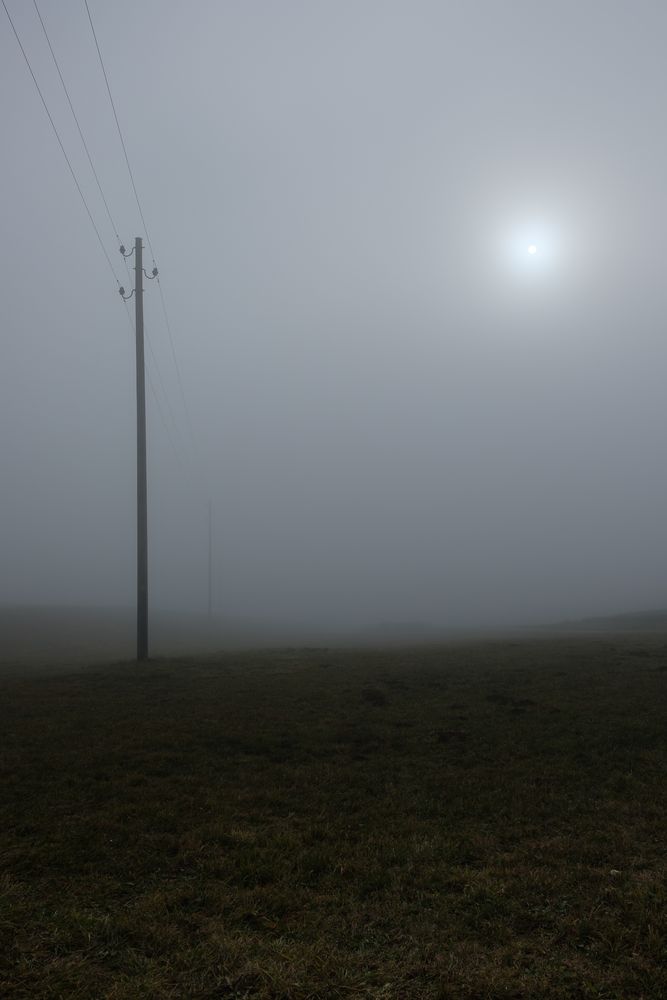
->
[1, 636, 666, 998]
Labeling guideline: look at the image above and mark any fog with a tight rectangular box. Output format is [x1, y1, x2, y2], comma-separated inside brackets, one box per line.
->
[2, 0, 667, 636]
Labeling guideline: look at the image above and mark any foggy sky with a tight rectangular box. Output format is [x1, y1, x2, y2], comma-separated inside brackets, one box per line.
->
[2, 0, 667, 629]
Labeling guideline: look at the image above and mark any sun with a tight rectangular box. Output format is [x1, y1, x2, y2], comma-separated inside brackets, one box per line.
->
[495, 219, 561, 278]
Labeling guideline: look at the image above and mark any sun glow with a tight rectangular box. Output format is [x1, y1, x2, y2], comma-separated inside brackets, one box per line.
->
[476, 192, 590, 296]
[498, 220, 562, 279]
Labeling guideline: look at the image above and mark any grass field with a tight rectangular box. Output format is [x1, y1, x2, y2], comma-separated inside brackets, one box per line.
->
[1, 636, 666, 998]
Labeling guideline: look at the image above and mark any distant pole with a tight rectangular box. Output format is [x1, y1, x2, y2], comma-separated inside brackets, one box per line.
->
[208, 500, 213, 619]
[135, 237, 148, 660]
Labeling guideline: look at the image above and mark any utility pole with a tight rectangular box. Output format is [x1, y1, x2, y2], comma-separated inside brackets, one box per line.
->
[134, 237, 148, 660]
[208, 500, 213, 620]
[119, 238, 157, 661]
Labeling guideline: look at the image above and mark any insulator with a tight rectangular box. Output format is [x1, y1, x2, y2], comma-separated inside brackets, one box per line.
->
[119, 286, 125, 296]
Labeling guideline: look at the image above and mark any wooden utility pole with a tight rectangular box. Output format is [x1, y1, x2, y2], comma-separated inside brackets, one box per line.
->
[134, 237, 148, 660]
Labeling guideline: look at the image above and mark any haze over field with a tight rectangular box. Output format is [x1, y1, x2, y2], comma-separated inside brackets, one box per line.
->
[3, 0, 667, 634]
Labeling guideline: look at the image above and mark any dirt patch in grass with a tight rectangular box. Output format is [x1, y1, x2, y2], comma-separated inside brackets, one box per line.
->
[1, 637, 666, 998]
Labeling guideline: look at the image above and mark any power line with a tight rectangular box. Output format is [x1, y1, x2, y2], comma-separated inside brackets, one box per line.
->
[145, 328, 187, 455]
[156, 278, 198, 451]
[2, 0, 121, 286]
[147, 367, 182, 466]
[119, 255, 182, 448]
[122, 298, 181, 464]
[83, 0, 156, 264]
[33, 0, 122, 245]
[5, 3, 181, 467]
[84, 0, 200, 464]
[127, 293, 184, 458]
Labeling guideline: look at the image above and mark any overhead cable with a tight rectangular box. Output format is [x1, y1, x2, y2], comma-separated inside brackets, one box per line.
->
[2, 0, 122, 285]
[156, 278, 198, 451]
[83, 0, 156, 264]
[33, 0, 122, 246]
[84, 0, 200, 462]
[122, 299, 182, 464]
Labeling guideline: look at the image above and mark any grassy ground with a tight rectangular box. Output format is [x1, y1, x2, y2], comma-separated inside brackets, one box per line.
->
[1, 636, 666, 998]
